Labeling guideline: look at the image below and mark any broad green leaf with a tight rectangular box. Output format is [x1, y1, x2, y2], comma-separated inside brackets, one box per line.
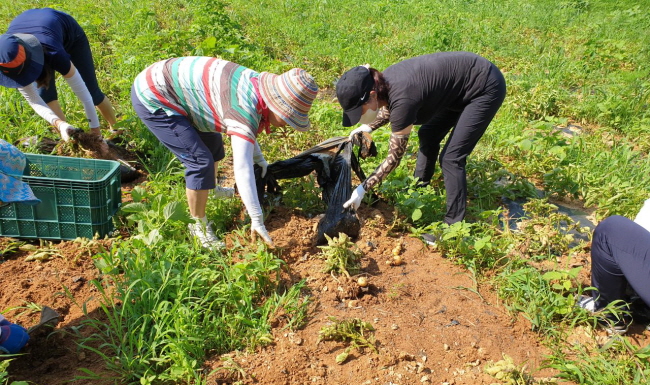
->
[121, 202, 148, 213]
[131, 186, 146, 202]
[519, 139, 533, 151]
[201, 36, 217, 49]
[163, 201, 183, 221]
[549, 146, 566, 161]
[542, 271, 564, 281]
[145, 229, 162, 245]
[474, 235, 492, 251]
[411, 208, 422, 221]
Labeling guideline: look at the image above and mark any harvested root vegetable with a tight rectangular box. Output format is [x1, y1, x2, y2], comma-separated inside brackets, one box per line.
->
[357, 277, 368, 287]
[392, 241, 403, 256]
[386, 254, 403, 266]
[71, 131, 111, 158]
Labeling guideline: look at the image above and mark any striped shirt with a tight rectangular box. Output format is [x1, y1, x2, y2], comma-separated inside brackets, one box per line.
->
[133, 57, 263, 143]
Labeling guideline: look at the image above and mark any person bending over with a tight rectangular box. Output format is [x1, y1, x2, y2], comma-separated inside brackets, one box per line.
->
[336, 52, 506, 236]
[578, 198, 650, 334]
[132, 57, 318, 249]
[0, 8, 117, 142]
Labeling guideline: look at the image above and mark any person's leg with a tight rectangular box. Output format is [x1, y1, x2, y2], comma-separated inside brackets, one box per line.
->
[68, 28, 116, 128]
[439, 66, 506, 224]
[197, 131, 233, 198]
[131, 88, 222, 248]
[591, 215, 650, 309]
[131, 88, 216, 216]
[186, 189, 209, 218]
[38, 70, 64, 122]
[46, 100, 66, 121]
[97, 96, 118, 128]
[414, 110, 460, 186]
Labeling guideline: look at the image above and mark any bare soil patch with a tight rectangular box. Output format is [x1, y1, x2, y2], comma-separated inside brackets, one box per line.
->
[0, 238, 115, 385]
[203, 203, 558, 385]
[8, 167, 643, 384]
[1, 198, 558, 385]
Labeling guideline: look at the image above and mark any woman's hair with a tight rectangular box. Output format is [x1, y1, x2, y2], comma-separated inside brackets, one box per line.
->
[369, 68, 389, 102]
[36, 65, 53, 89]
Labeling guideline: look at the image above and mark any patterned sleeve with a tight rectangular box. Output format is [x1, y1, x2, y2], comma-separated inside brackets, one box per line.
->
[367, 106, 390, 131]
[361, 133, 409, 191]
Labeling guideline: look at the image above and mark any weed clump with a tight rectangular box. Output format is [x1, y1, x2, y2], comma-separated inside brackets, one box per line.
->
[484, 354, 548, 384]
[318, 316, 377, 364]
[317, 233, 362, 277]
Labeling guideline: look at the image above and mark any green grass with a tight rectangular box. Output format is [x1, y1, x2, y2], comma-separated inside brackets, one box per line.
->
[2, 0, 650, 383]
[81, 239, 308, 384]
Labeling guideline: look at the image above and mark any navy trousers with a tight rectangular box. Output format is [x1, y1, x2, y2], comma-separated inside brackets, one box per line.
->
[38, 13, 105, 105]
[414, 64, 506, 224]
[131, 86, 225, 191]
[591, 215, 650, 309]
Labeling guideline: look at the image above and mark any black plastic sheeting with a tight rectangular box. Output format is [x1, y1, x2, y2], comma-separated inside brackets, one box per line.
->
[255, 134, 376, 244]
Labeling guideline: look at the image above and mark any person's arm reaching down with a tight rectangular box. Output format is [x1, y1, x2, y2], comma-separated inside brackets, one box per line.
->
[231, 135, 274, 246]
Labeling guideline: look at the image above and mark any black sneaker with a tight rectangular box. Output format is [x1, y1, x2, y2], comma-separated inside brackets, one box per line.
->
[577, 295, 631, 335]
[415, 180, 430, 189]
[598, 313, 631, 335]
[421, 233, 437, 246]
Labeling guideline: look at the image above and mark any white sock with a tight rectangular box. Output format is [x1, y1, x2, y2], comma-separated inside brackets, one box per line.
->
[193, 216, 208, 225]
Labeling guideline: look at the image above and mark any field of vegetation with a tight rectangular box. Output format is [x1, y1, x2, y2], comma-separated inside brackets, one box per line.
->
[1, 0, 650, 384]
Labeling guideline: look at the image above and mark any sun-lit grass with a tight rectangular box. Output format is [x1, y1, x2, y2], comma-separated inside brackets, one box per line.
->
[80, 239, 308, 384]
[2, 0, 650, 382]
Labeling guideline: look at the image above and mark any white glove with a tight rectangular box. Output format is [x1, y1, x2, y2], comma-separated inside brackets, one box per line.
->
[343, 185, 366, 211]
[251, 216, 274, 246]
[348, 124, 372, 141]
[257, 159, 269, 178]
[58, 122, 77, 142]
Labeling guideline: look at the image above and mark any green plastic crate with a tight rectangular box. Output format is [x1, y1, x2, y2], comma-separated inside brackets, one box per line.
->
[0, 154, 122, 240]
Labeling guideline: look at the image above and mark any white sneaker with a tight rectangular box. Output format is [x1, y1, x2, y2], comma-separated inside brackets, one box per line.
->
[188, 221, 225, 249]
[577, 295, 597, 312]
[214, 186, 235, 199]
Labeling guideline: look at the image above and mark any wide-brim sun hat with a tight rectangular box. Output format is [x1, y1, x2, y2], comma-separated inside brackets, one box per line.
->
[0, 33, 44, 88]
[259, 68, 319, 131]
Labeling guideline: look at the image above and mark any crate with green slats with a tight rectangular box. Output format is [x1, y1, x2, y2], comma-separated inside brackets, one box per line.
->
[0, 154, 122, 240]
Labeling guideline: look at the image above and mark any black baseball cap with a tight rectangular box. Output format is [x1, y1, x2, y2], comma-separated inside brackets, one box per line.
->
[0, 34, 44, 88]
[336, 66, 375, 127]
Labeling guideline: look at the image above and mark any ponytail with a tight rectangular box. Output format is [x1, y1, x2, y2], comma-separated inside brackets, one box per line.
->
[369, 68, 389, 102]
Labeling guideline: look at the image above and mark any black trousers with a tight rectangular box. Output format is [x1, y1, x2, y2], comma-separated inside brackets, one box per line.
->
[591, 216, 650, 309]
[415, 64, 506, 224]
